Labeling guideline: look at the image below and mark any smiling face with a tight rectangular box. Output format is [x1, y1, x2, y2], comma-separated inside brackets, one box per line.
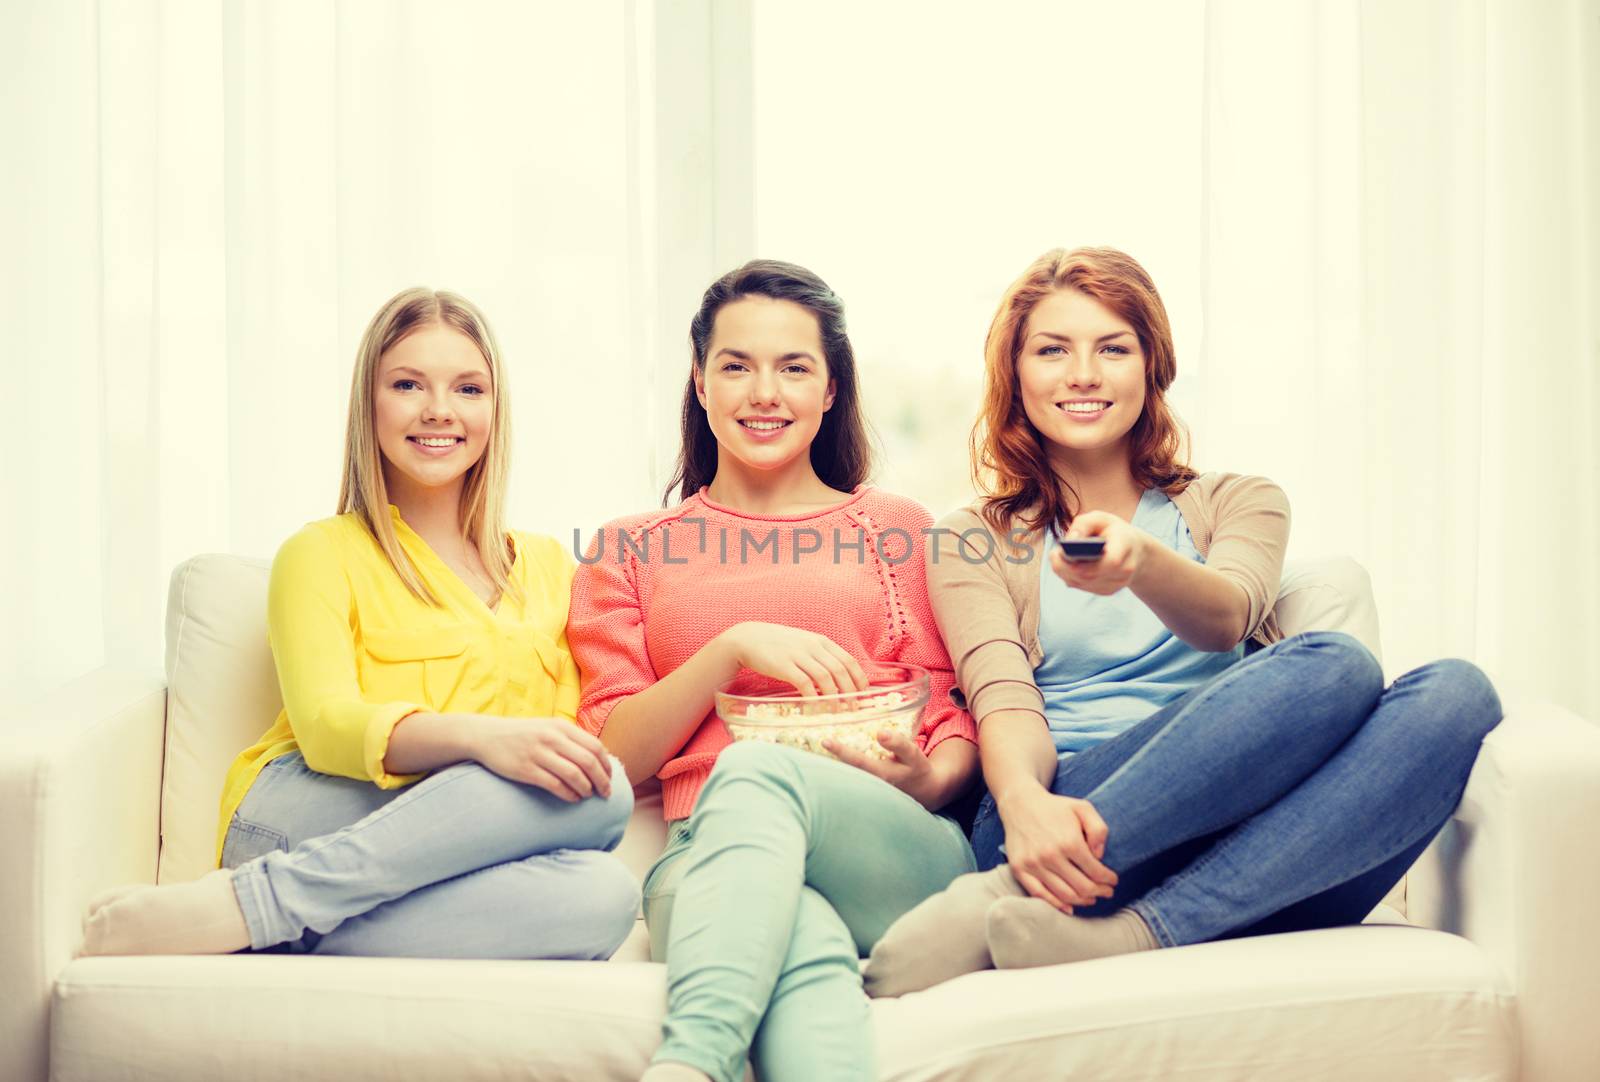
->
[373, 322, 494, 500]
[693, 295, 837, 478]
[1016, 288, 1147, 468]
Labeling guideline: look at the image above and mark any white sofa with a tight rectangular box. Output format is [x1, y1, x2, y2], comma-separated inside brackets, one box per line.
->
[4, 553, 1599, 1081]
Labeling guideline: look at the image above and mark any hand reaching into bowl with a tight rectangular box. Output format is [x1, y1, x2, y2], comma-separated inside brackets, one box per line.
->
[718, 621, 872, 696]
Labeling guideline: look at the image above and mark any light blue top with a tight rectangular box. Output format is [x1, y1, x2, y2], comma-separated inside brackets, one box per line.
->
[1035, 487, 1244, 756]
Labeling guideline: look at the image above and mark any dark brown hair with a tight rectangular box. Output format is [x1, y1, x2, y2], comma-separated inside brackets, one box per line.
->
[663, 259, 874, 504]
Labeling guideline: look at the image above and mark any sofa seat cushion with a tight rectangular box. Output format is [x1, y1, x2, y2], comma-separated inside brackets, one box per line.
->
[874, 925, 1515, 1081]
[52, 925, 1512, 1081]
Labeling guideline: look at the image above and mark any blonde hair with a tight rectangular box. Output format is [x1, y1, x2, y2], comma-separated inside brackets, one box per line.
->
[338, 288, 517, 607]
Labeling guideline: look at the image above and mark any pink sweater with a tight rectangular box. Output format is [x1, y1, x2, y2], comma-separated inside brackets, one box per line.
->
[566, 485, 977, 821]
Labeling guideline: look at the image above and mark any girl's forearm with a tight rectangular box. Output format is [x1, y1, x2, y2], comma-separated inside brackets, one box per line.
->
[979, 708, 1058, 810]
[1131, 540, 1252, 652]
[383, 711, 483, 774]
[600, 631, 743, 783]
[922, 736, 980, 810]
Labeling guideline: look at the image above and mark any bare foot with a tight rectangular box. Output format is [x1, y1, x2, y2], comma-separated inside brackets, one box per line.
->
[77, 869, 251, 956]
[83, 882, 148, 918]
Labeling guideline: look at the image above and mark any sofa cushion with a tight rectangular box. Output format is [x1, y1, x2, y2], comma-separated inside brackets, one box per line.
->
[51, 924, 1512, 1081]
[159, 556, 277, 884]
[1274, 555, 1383, 665]
[872, 925, 1514, 1081]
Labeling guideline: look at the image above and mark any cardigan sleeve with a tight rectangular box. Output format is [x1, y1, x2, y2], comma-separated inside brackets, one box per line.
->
[267, 525, 425, 788]
[566, 525, 658, 738]
[1200, 474, 1292, 642]
[881, 503, 977, 756]
[925, 507, 1048, 725]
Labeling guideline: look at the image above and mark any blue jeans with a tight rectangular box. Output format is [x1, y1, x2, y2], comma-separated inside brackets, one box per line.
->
[221, 750, 639, 959]
[969, 632, 1502, 947]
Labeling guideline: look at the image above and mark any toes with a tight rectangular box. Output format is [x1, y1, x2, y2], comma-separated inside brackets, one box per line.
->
[85, 882, 148, 918]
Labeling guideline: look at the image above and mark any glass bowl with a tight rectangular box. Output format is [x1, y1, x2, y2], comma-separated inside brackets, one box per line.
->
[714, 662, 930, 762]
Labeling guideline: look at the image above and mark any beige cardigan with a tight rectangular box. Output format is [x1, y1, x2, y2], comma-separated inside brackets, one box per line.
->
[927, 472, 1290, 722]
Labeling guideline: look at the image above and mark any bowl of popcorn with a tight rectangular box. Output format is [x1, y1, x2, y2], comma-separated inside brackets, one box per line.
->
[714, 663, 930, 763]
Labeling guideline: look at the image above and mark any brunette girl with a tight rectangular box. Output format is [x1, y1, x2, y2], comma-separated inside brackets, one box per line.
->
[567, 261, 979, 1082]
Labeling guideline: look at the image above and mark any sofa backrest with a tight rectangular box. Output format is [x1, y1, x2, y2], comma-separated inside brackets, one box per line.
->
[159, 556, 277, 884]
[158, 552, 1382, 886]
[1274, 556, 1383, 664]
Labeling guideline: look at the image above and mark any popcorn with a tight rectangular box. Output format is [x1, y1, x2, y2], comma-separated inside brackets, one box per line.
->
[722, 689, 924, 762]
[742, 689, 912, 720]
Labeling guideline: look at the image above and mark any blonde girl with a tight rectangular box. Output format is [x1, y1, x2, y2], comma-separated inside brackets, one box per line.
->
[80, 289, 638, 960]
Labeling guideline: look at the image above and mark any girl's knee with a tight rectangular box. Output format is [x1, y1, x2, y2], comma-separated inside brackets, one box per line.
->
[1286, 630, 1384, 697]
[1316, 630, 1382, 681]
[437, 759, 634, 850]
[696, 741, 804, 815]
[593, 758, 635, 848]
[498, 851, 639, 960]
[1405, 658, 1503, 742]
[712, 738, 793, 778]
[569, 852, 642, 959]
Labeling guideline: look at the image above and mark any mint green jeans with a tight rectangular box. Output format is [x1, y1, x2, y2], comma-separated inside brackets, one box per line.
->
[643, 741, 976, 1082]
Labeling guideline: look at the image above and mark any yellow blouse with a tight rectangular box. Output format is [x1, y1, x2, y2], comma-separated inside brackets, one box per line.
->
[214, 507, 582, 863]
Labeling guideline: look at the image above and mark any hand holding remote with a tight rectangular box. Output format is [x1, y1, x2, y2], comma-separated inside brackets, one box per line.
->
[1049, 511, 1146, 596]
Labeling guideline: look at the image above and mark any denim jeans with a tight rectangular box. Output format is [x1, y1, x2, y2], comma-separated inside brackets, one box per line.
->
[221, 750, 639, 959]
[643, 741, 976, 1082]
[969, 631, 1502, 947]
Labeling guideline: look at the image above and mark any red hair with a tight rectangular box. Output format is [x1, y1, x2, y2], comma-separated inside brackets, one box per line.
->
[972, 247, 1196, 537]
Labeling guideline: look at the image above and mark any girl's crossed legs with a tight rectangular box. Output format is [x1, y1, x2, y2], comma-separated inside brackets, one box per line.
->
[82, 750, 639, 960]
[867, 632, 1502, 993]
[643, 741, 975, 1082]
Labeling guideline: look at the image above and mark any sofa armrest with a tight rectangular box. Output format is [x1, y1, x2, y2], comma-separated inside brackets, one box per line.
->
[1407, 698, 1600, 1082]
[0, 667, 166, 1082]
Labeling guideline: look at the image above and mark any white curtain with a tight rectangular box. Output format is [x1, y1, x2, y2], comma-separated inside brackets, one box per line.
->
[5, 0, 1597, 724]
[749, 0, 1598, 719]
[0, 0, 674, 704]
[1196, 0, 1599, 714]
